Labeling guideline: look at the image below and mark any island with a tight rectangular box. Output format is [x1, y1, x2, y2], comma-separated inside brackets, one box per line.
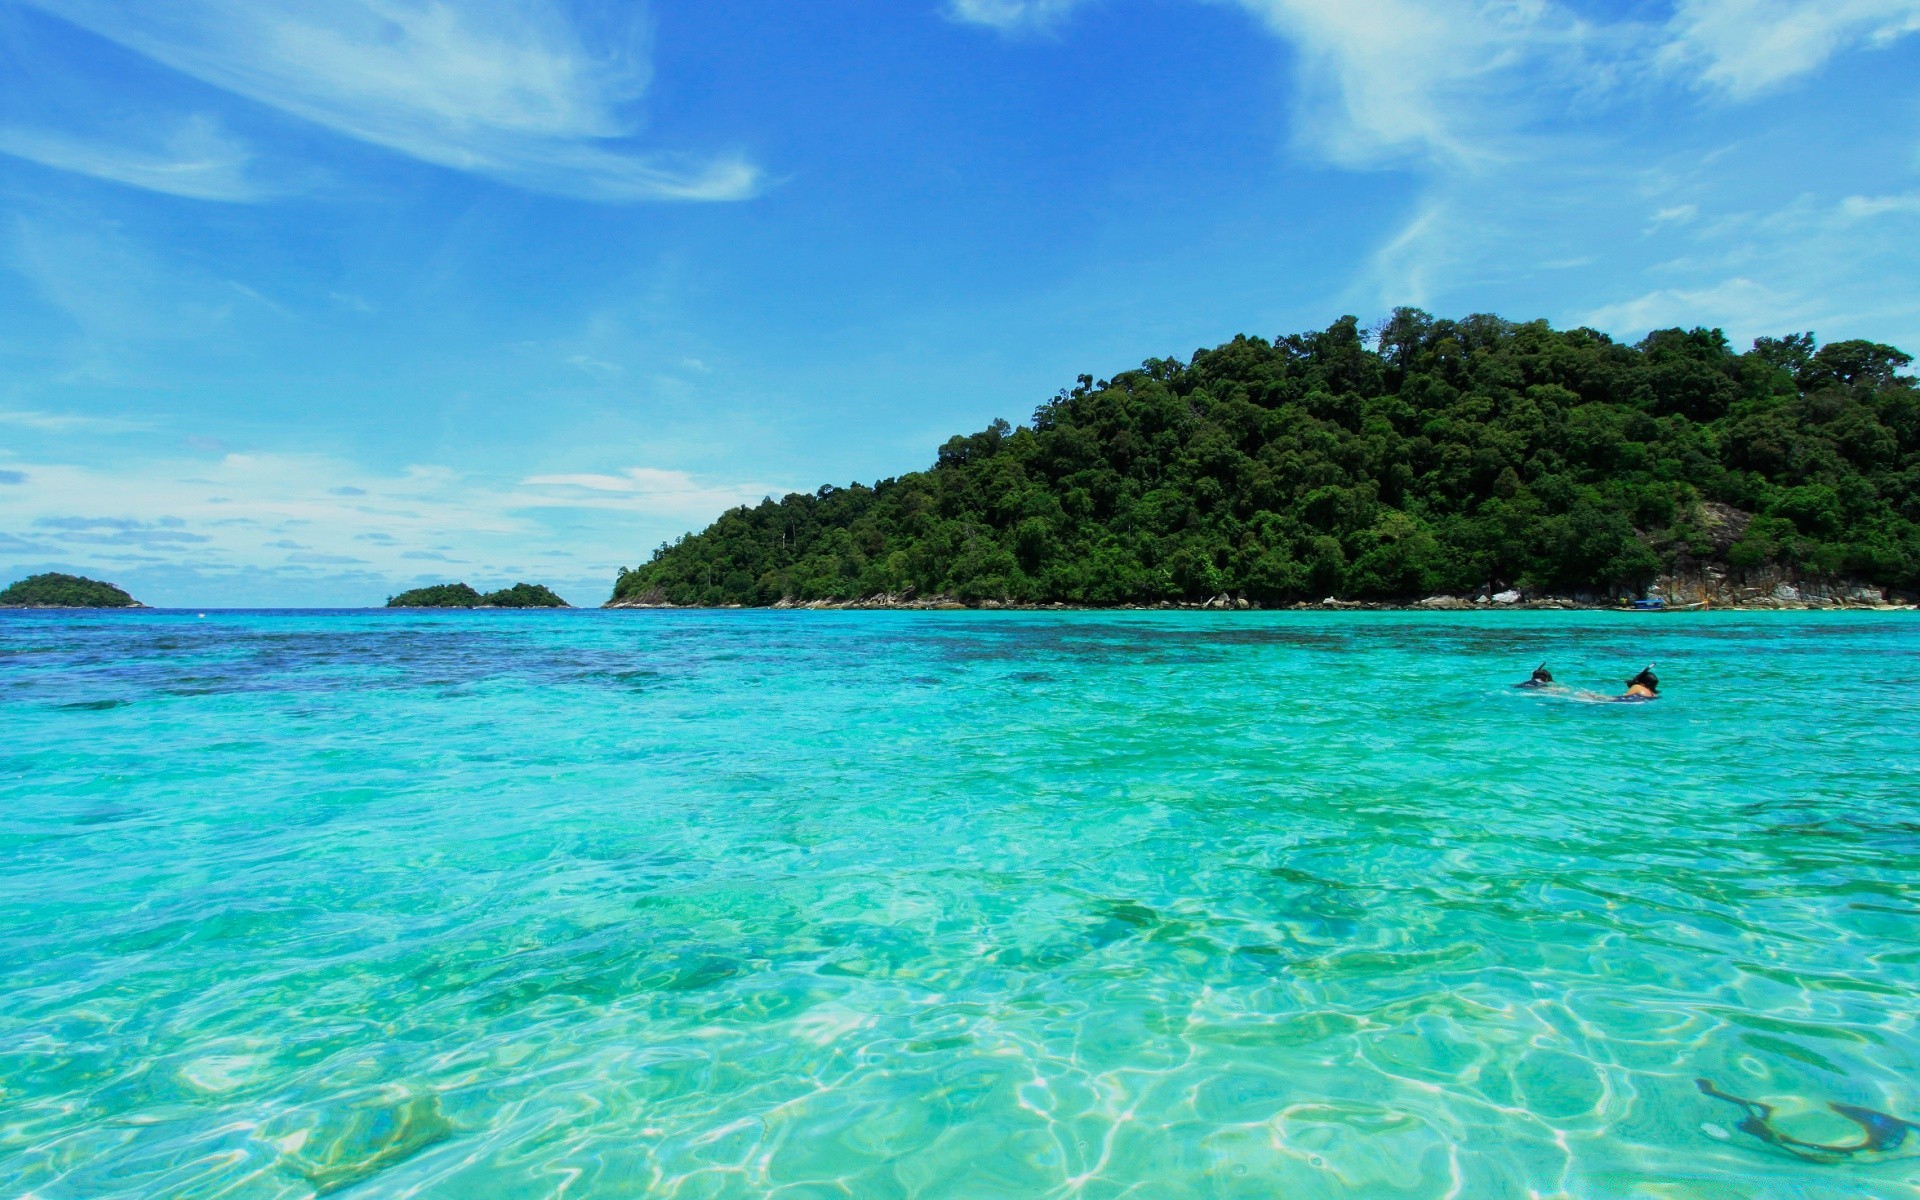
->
[611, 312, 1919, 610]
[0, 572, 144, 608]
[386, 582, 570, 608]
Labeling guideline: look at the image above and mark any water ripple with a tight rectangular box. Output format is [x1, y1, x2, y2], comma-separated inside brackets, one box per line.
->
[3, 609, 1919, 1198]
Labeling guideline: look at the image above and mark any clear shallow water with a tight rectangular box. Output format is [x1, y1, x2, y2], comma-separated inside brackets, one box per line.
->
[4, 609, 1920, 1200]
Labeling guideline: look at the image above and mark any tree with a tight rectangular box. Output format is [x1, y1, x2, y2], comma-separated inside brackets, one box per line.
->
[611, 315, 1920, 606]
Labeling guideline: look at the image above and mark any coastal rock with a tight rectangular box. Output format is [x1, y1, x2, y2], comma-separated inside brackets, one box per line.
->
[1416, 595, 1472, 610]
[1692, 501, 1753, 556]
[1492, 589, 1521, 604]
[268, 1089, 452, 1195]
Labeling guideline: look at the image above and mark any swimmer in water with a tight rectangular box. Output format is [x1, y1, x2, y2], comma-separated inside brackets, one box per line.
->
[1515, 663, 1553, 689]
[1622, 665, 1658, 700]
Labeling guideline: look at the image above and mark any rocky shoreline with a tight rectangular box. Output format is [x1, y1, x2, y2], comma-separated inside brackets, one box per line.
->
[605, 571, 1917, 613]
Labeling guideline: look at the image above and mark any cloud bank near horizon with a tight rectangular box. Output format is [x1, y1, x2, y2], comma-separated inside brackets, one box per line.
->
[0, 447, 783, 606]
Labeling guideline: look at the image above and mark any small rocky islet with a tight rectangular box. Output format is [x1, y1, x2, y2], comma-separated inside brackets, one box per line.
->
[0, 572, 144, 608]
[385, 582, 569, 609]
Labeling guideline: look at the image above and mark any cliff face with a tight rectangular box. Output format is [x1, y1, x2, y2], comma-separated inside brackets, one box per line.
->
[1651, 566, 1896, 608]
[1646, 501, 1901, 606]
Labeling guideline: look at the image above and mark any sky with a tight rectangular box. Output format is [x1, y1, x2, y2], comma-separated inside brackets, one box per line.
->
[1, 0, 1918, 607]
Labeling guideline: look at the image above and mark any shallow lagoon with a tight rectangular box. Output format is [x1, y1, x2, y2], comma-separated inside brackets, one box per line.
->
[5, 609, 1920, 1198]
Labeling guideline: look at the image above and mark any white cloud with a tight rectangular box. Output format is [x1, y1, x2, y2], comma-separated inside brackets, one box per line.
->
[565, 353, 623, 377]
[1578, 277, 1804, 341]
[0, 408, 152, 433]
[0, 114, 274, 202]
[0, 450, 786, 604]
[1840, 191, 1920, 220]
[957, 0, 1606, 167]
[953, 0, 1919, 351]
[6, 213, 247, 346]
[1360, 197, 1449, 306]
[1662, 0, 1920, 98]
[19, 0, 757, 201]
[956, 0, 1920, 167]
[947, 0, 1085, 31]
[519, 466, 774, 517]
[1228, 0, 1600, 168]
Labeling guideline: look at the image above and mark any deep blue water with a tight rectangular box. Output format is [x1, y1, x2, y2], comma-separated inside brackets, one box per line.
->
[4, 608, 1920, 1198]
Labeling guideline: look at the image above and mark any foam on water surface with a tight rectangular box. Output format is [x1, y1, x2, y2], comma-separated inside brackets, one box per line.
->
[3, 608, 1919, 1198]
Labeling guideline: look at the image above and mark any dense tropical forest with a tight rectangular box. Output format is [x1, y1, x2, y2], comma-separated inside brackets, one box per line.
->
[614, 311, 1920, 607]
[0, 573, 141, 607]
[387, 582, 569, 608]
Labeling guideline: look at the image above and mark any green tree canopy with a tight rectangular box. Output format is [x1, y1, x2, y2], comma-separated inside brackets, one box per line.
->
[0, 573, 141, 607]
[480, 583, 569, 608]
[614, 313, 1920, 607]
[387, 582, 569, 608]
[388, 583, 484, 608]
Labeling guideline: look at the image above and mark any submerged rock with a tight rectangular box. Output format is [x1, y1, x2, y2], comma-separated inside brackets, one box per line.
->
[268, 1088, 453, 1195]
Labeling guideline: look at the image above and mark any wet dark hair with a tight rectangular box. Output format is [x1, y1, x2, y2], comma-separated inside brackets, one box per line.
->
[1530, 664, 1552, 683]
[1628, 666, 1658, 691]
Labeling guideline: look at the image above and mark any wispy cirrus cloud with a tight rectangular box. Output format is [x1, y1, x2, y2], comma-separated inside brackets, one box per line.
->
[0, 113, 276, 202]
[0, 407, 152, 433]
[1578, 278, 1809, 343]
[1841, 191, 1920, 219]
[953, 1, 1920, 165]
[947, 0, 1087, 31]
[520, 466, 775, 517]
[1662, 0, 1920, 98]
[1227, 0, 1605, 169]
[953, 0, 1612, 168]
[5, 212, 258, 348]
[952, 0, 1920, 347]
[16, 0, 757, 202]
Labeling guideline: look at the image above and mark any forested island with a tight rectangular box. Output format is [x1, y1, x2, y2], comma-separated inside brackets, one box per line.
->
[0, 573, 143, 608]
[613, 312, 1918, 608]
[387, 582, 569, 608]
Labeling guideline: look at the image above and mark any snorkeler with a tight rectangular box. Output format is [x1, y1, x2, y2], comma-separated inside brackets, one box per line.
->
[1515, 663, 1553, 688]
[1697, 1078, 1919, 1161]
[1622, 665, 1658, 700]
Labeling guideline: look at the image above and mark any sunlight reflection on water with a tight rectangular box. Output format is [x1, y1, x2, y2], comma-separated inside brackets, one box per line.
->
[3, 609, 1919, 1198]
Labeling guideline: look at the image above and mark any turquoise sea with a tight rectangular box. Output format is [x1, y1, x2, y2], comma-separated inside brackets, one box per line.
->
[5, 609, 1920, 1199]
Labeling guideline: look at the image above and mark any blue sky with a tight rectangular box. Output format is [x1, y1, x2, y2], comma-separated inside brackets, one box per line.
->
[2, 0, 1918, 606]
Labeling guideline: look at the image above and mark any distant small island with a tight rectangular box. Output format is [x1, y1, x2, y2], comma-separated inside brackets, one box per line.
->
[0, 572, 144, 608]
[386, 582, 570, 608]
